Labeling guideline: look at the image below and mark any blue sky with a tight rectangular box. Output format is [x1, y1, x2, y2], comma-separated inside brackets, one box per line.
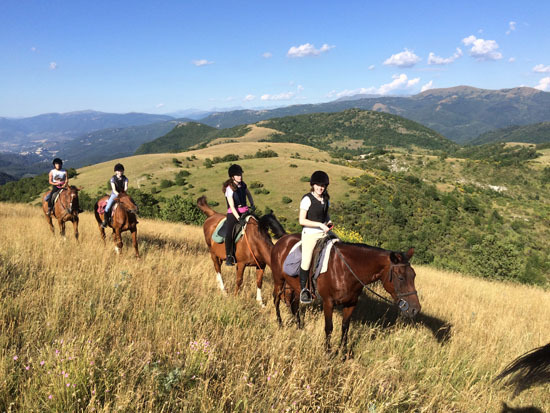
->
[1, 0, 550, 117]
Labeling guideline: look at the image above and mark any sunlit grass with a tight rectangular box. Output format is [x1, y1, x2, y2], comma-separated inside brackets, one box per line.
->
[1, 203, 549, 412]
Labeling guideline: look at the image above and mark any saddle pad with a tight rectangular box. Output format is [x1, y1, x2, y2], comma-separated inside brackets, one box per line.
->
[97, 199, 107, 214]
[283, 238, 339, 278]
[44, 189, 64, 203]
[211, 216, 249, 244]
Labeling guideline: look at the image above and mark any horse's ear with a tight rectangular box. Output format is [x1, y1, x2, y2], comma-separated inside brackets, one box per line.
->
[406, 247, 414, 260]
[390, 252, 400, 264]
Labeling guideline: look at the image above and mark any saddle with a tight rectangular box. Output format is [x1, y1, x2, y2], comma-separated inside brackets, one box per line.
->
[283, 235, 339, 298]
[211, 216, 251, 244]
[44, 189, 64, 216]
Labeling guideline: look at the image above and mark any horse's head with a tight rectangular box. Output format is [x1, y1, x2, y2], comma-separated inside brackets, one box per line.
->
[67, 186, 81, 214]
[118, 192, 139, 214]
[382, 247, 421, 319]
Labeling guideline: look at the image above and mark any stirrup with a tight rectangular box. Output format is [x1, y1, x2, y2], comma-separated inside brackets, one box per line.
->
[101, 220, 108, 228]
[300, 288, 312, 304]
[225, 256, 235, 266]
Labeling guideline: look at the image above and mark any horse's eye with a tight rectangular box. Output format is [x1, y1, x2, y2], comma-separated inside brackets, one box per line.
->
[398, 276, 405, 281]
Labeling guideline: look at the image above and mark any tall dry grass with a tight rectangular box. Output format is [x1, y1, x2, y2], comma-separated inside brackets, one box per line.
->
[0, 203, 549, 412]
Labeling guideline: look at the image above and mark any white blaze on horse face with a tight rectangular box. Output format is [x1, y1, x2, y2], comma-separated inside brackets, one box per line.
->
[216, 272, 226, 293]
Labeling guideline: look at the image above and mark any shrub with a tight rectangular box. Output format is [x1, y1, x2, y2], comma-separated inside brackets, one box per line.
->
[248, 181, 264, 189]
[128, 188, 160, 218]
[282, 196, 292, 204]
[289, 164, 298, 168]
[159, 196, 205, 225]
[160, 180, 174, 189]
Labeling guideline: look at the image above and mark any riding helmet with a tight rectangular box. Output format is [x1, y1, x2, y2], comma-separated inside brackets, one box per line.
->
[228, 164, 243, 177]
[52, 158, 63, 166]
[114, 163, 125, 172]
[310, 170, 329, 186]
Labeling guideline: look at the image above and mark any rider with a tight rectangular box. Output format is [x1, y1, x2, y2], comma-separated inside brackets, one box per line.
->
[101, 163, 128, 228]
[46, 158, 68, 215]
[298, 170, 332, 304]
[222, 164, 255, 266]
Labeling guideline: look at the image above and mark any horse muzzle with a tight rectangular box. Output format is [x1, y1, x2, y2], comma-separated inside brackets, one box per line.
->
[396, 291, 420, 318]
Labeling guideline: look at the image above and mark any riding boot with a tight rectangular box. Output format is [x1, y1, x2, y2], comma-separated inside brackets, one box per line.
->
[299, 268, 313, 304]
[225, 235, 235, 266]
[101, 210, 111, 228]
[47, 200, 53, 216]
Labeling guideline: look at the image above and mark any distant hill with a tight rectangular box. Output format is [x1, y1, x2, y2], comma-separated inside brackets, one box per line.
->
[136, 109, 456, 156]
[58, 119, 187, 167]
[0, 152, 50, 179]
[134, 123, 251, 154]
[0, 110, 174, 150]
[468, 122, 550, 145]
[0, 171, 15, 185]
[197, 86, 550, 143]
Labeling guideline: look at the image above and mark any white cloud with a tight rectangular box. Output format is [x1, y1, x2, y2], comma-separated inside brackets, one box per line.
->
[261, 92, 295, 101]
[383, 49, 421, 68]
[368, 64, 375, 70]
[192, 59, 214, 66]
[262, 52, 272, 59]
[535, 77, 550, 91]
[31, 47, 37, 52]
[287, 43, 335, 58]
[462, 35, 502, 60]
[421, 80, 434, 92]
[327, 74, 421, 98]
[428, 48, 463, 65]
[533, 64, 550, 73]
[508, 57, 516, 63]
[49, 62, 58, 70]
[155, 103, 165, 109]
[506, 21, 517, 35]
[244, 94, 255, 101]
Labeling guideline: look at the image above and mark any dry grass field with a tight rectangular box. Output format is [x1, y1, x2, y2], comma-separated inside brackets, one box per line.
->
[1, 203, 549, 412]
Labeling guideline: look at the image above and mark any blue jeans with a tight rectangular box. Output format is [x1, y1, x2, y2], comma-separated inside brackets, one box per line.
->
[105, 193, 117, 212]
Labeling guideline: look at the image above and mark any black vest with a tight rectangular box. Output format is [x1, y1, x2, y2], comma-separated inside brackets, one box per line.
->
[226, 182, 248, 209]
[111, 175, 127, 193]
[303, 193, 328, 223]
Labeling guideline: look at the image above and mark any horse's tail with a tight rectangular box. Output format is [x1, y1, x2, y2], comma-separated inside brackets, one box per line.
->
[197, 196, 217, 217]
[494, 343, 550, 395]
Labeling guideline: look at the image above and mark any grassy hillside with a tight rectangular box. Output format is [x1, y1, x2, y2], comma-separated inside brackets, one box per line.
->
[469, 121, 550, 145]
[1, 203, 549, 412]
[135, 109, 457, 157]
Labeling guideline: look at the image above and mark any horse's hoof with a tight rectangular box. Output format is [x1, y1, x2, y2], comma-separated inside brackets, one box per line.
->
[114, 247, 120, 254]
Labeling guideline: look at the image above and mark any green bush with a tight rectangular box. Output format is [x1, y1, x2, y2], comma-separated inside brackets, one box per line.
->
[159, 196, 205, 225]
[160, 180, 174, 188]
[282, 196, 292, 204]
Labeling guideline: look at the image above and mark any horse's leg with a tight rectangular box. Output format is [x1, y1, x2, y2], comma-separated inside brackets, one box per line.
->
[234, 262, 246, 294]
[323, 298, 334, 353]
[291, 293, 302, 329]
[59, 218, 66, 239]
[340, 305, 356, 357]
[130, 227, 139, 257]
[45, 213, 55, 235]
[72, 218, 79, 241]
[255, 265, 266, 307]
[210, 251, 226, 294]
[273, 279, 284, 326]
[114, 228, 123, 254]
[97, 223, 106, 244]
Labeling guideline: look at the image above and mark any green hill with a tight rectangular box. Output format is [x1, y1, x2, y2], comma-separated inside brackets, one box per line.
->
[469, 121, 550, 145]
[136, 109, 457, 156]
[134, 122, 251, 154]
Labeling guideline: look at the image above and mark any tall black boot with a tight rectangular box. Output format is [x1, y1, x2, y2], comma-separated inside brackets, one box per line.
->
[299, 268, 312, 304]
[225, 235, 235, 266]
[101, 210, 111, 228]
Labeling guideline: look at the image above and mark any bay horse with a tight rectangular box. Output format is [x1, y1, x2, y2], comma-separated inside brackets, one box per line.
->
[271, 233, 421, 351]
[197, 196, 286, 306]
[42, 185, 81, 240]
[94, 192, 139, 257]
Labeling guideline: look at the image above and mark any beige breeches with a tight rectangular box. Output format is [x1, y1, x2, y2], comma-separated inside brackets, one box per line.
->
[300, 231, 326, 271]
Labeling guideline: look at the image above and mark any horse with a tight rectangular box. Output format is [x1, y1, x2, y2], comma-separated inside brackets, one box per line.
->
[42, 185, 81, 240]
[94, 192, 139, 257]
[495, 343, 550, 396]
[271, 233, 421, 352]
[197, 196, 286, 306]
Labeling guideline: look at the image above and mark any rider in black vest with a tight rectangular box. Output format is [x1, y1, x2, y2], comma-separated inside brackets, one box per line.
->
[222, 164, 255, 266]
[298, 171, 332, 304]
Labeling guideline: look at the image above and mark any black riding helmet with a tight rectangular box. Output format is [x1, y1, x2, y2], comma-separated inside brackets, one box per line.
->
[52, 158, 63, 167]
[228, 164, 243, 177]
[114, 163, 125, 172]
[310, 170, 329, 186]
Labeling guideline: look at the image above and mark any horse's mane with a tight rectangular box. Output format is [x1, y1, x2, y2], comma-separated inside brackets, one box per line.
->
[257, 213, 287, 240]
[495, 343, 550, 395]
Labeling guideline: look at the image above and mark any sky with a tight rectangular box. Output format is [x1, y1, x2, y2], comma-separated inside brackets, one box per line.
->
[1, 0, 550, 118]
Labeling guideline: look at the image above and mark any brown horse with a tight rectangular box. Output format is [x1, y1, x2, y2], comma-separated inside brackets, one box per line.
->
[42, 185, 81, 240]
[271, 233, 421, 351]
[94, 193, 139, 257]
[197, 196, 286, 306]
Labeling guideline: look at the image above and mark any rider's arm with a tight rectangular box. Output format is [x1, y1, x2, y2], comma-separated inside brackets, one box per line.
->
[227, 195, 240, 220]
[299, 208, 329, 233]
[111, 182, 119, 196]
[124, 178, 128, 192]
[48, 171, 55, 185]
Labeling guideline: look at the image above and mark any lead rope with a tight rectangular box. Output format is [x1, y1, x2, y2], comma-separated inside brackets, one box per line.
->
[332, 244, 395, 305]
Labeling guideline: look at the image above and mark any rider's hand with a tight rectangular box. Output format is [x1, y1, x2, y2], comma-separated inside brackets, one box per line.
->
[320, 223, 330, 233]
[250, 204, 256, 212]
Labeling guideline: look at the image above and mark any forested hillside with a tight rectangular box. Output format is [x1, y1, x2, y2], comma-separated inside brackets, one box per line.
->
[469, 121, 550, 145]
